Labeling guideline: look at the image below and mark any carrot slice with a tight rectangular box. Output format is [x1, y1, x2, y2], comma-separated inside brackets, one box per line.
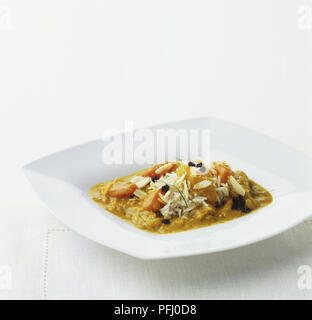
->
[143, 190, 164, 212]
[107, 181, 137, 198]
[141, 164, 164, 178]
[215, 164, 232, 183]
[142, 162, 177, 179]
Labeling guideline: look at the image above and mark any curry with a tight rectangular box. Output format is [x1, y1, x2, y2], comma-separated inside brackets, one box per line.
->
[88, 160, 273, 234]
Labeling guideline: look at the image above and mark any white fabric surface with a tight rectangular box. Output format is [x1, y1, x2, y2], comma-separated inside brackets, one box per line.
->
[45, 222, 312, 300]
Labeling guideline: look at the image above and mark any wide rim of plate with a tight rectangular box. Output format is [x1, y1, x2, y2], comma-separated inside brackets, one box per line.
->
[23, 117, 312, 259]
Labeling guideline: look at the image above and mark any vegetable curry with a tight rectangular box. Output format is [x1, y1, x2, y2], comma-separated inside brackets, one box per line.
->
[88, 160, 273, 234]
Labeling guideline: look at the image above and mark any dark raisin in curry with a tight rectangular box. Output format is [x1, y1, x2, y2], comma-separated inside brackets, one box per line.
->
[162, 219, 170, 225]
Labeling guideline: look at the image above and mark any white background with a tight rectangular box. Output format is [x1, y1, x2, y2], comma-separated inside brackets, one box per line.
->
[0, 0, 312, 299]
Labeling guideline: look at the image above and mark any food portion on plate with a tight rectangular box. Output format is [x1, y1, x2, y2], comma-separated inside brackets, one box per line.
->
[88, 160, 273, 234]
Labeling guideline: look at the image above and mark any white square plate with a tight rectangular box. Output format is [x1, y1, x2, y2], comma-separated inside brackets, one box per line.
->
[23, 117, 312, 259]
